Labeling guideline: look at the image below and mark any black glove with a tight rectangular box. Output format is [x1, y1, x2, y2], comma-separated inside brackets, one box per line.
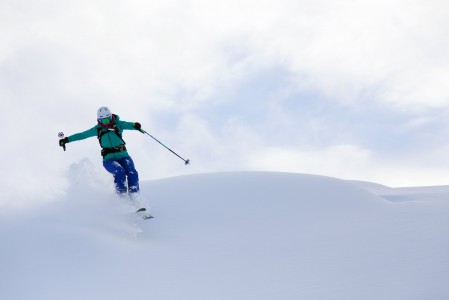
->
[59, 137, 69, 147]
[134, 122, 142, 131]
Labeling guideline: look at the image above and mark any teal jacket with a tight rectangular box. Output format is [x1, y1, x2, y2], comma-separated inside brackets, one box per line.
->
[67, 115, 139, 161]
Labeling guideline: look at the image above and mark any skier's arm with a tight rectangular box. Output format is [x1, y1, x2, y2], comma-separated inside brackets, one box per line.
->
[66, 126, 98, 143]
[118, 120, 142, 131]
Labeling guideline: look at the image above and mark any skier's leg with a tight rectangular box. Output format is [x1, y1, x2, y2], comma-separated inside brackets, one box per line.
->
[103, 159, 127, 194]
[118, 156, 140, 194]
[117, 156, 151, 218]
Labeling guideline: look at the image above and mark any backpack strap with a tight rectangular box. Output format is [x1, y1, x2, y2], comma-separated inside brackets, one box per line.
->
[97, 119, 126, 149]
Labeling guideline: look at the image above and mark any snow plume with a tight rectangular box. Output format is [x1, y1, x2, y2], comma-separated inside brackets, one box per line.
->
[1, 158, 145, 241]
[65, 158, 112, 194]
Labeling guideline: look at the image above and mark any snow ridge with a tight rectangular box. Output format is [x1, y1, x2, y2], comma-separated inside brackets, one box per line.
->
[1, 168, 448, 300]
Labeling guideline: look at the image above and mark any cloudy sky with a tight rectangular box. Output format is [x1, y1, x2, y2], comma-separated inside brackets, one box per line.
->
[1, 0, 449, 205]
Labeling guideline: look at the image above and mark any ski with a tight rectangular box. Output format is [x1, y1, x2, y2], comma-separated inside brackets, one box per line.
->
[136, 208, 154, 220]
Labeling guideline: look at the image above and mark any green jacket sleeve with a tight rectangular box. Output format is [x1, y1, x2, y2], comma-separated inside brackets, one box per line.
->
[67, 126, 98, 142]
[117, 120, 137, 131]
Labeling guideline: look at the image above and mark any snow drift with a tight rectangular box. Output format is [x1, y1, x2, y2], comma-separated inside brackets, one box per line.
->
[0, 163, 448, 300]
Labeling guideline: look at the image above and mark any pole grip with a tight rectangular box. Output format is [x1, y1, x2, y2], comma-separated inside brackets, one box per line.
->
[58, 132, 66, 151]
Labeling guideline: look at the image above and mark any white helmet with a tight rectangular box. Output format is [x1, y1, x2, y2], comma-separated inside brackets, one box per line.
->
[97, 106, 112, 119]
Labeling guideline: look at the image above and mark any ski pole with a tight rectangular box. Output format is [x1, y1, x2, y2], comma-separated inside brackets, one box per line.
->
[140, 129, 190, 165]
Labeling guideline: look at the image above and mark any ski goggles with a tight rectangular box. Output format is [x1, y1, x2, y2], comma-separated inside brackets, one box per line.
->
[98, 117, 112, 125]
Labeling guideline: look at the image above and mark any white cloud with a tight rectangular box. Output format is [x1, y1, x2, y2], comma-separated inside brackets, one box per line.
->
[3, 0, 448, 109]
[242, 0, 449, 109]
[247, 144, 449, 187]
[247, 144, 372, 178]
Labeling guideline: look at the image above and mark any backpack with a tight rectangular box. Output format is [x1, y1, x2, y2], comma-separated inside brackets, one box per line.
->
[96, 114, 126, 149]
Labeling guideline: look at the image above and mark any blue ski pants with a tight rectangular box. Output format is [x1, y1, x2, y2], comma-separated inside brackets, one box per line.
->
[103, 156, 139, 194]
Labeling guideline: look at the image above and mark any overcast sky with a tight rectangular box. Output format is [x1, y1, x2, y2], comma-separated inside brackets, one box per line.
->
[1, 0, 449, 205]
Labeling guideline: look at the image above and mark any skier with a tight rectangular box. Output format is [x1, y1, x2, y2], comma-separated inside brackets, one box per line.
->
[59, 106, 152, 219]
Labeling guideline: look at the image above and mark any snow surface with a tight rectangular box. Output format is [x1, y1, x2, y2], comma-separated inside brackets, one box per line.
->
[1, 161, 449, 300]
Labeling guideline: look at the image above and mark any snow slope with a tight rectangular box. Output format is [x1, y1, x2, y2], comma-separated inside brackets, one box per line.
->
[1, 164, 448, 300]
